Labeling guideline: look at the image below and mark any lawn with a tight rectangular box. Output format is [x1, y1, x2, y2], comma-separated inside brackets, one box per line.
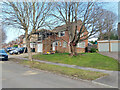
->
[9, 58, 107, 80]
[32, 53, 120, 71]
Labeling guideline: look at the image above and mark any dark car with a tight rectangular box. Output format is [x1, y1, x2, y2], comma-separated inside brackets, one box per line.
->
[6, 47, 17, 52]
[0, 49, 8, 61]
[18, 47, 27, 54]
[9, 47, 27, 55]
[6, 47, 11, 52]
[9, 48, 21, 54]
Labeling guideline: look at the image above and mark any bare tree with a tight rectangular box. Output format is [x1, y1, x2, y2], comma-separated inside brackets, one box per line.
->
[51, 2, 104, 55]
[2, 1, 52, 61]
[97, 9, 117, 40]
[0, 26, 7, 44]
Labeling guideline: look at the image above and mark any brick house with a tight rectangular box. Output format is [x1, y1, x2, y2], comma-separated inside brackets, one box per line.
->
[2, 35, 25, 49]
[17, 35, 25, 47]
[35, 21, 88, 53]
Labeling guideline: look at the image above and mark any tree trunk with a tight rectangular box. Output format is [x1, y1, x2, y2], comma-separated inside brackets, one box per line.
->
[70, 42, 77, 56]
[26, 38, 32, 61]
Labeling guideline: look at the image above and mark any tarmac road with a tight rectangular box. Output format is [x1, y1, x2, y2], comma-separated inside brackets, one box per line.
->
[2, 60, 111, 88]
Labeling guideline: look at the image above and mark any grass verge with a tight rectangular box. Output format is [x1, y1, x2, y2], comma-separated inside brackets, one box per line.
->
[9, 58, 108, 81]
[32, 53, 120, 71]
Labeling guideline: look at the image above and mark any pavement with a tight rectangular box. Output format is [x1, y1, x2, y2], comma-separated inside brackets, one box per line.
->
[7, 53, 119, 88]
[1, 61, 111, 88]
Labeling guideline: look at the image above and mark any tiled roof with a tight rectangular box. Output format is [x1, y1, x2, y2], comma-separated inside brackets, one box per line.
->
[52, 20, 83, 32]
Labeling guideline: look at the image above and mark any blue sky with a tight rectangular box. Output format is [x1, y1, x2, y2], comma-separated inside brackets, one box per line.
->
[4, 2, 118, 43]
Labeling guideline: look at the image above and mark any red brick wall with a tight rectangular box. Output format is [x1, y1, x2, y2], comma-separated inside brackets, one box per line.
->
[42, 30, 88, 53]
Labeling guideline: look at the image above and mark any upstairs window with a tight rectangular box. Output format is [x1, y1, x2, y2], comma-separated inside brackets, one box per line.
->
[77, 31, 84, 37]
[38, 34, 42, 41]
[80, 33, 84, 37]
[59, 31, 65, 37]
[38, 37, 42, 41]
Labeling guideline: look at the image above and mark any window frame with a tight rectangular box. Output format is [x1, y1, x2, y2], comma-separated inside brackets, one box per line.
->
[63, 41, 67, 48]
[77, 42, 85, 48]
[59, 31, 65, 37]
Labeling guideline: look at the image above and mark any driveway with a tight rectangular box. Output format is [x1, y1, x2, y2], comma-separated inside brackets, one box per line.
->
[2, 61, 111, 88]
[99, 52, 120, 62]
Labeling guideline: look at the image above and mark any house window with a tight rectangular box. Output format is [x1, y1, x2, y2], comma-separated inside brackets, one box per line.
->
[33, 43, 36, 48]
[63, 41, 67, 48]
[38, 34, 42, 42]
[55, 41, 58, 46]
[59, 31, 65, 37]
[30, 43, 36, 48]
[38, 37, 42, 41]
[77, 42, 85, 48]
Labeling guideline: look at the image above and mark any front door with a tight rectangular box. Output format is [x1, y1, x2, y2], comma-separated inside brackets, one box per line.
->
[52, 42, 56, 51]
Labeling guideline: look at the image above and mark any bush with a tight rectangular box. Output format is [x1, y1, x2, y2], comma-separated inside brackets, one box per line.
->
[55, 50, 59, 53]
[90, 47, 96, 53]
[13, 45, 18, 48]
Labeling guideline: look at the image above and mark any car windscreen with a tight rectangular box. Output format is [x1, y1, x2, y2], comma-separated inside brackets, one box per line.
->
[0, 50, 6, 53]
[16, 48, 20, 50]
[20, 47, 24, 50]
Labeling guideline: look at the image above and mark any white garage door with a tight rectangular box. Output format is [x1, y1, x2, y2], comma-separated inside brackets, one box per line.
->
[98, 43, 109, 52]
[111, 43, 120, 52]
[37, 44, 43, 52]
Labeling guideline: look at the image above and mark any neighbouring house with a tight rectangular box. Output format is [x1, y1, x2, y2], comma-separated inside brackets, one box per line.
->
[2, 35, 25, 49]
[97, 40, 120, 52]
[2, 43, 7, 48]
[17, 35, 25, 47]
[22, 29, 53, 52]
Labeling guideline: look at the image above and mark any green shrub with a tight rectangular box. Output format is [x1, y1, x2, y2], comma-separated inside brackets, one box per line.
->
[13, 45, 18, 48]
[90, 47, 96, 53]
[55, 50, 59, 53]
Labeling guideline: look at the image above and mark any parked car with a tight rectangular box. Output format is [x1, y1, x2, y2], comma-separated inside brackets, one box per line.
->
[6, 47, 12, 52]
[9, 48, 20, 54]
[9, 49, 16, 55]
[6, 47, 17, 52]
[9, 47, 27, 55]
[0, 49, 8, 61]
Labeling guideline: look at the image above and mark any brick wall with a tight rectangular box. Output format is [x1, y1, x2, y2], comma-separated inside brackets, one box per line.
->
[41, 30, 88, 53]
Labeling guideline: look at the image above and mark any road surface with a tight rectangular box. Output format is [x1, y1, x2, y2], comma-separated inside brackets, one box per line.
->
[2, 60, 111, 88]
